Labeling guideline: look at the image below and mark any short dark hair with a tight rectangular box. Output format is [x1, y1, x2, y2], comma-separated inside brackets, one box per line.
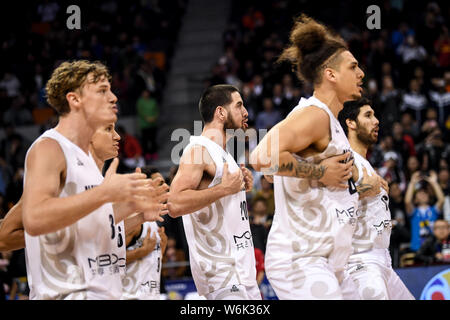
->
[338, 97, 372, 136]
[141, 165, 160, 179]
[198, 84, 239, 124]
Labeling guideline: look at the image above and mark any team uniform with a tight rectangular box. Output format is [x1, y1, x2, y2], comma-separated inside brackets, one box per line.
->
[342, 152, 414, 300]
[182, 136, 260, 300]
[24, 129, 126, 300]
[122, 222, 163, 300]
[265, 96, 359, 300]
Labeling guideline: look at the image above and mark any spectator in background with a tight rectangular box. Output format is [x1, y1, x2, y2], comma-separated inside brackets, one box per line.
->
[136, 89, 159, 160]
[438, 168, 450, 223]
[378, 151, 406, 191]
[405, 155, 420, 182]
[379, 75, 402, 135]
[253, 176, 275, 218]
[162, 236, 187, 280]
[415, 219, 450, 265]
[392, 122, 416, 166]
[405, 171, 445, 252]
[254, 247, 265, 293]
[255, 97, 281, 130]
[0, 72, 21, 98]
[116, 125, 145, 172]
[401, 78, 428, 125]
[249, 198, 269, 253]
[388, 181, 411, 267]
[400, 111, 420, 141]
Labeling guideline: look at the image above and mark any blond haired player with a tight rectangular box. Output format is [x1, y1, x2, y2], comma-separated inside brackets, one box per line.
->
[22, 60, 168, 299]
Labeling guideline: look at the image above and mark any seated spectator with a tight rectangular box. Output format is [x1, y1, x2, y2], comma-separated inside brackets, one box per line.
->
[255, 97, 281, 130]
[405, 171, 445, 251]
[116, 125, 145, 172]
[401, 78, 428, 124]
[253, 175, 275, 218]
[136, 89, 159, 160]
[415, 219, 450, 265]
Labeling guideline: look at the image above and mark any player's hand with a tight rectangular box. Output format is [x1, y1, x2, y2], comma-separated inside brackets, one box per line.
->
[102, 158, 153, 202]
[380, 177, 389, 194]
[240, 164, 253, 192]
[263, 175, 274, 183]
[133, 167, 170, 222]
[318, 152, 353, 188]
[358, 167, 381, 199]
[141, 230, 157, 255]
[221, 163, 244, 195]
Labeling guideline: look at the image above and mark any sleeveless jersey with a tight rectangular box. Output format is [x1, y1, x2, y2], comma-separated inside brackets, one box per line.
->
[122, 222, 162, 300]
[266, 96, 359, 274]
[24, 129, 125, 300]
[350, 152, 391, 256]
[182, 136, 256, 296]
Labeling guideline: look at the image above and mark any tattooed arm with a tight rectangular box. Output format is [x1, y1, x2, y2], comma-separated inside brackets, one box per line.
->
[356, 167, 381, 199]
[250, 106, 352, 188]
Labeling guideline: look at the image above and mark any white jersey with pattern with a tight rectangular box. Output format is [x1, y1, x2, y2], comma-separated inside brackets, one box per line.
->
[122, 222, 162, 300]
[182, 136, 257, 297]
[350, 152, 391, 255]
[266, 96, 360, 282]
[24, 129, 125, 300]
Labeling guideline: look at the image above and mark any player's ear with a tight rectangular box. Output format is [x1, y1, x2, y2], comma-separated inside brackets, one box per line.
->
[346, 118, 357, 130]
[66, 91, 81, 111]
[216, 106, 227, 122]
[323, 67, 336, 83]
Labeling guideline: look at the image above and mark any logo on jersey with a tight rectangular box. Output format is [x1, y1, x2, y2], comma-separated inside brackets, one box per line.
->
[420, 269, 450, 300]
[231, 285, 240, 292]
[84, 184, 98, 190]
[373, 220, 392, 235]
[87, 253, 126, 276]
[77, 158, 84, 166]
[335, 206, 358, 225]
[233, 231, 253, 250]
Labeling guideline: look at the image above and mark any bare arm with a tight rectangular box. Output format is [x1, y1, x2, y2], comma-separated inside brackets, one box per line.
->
[22, 139, 151, 236]
[425, 171, 445, 212]
[0, 199, 25, 251]
[250, 107, 352, 188]
[405, 172, 421, 215]
[168, 146, 242, 218]
[126, 231, 156, 264]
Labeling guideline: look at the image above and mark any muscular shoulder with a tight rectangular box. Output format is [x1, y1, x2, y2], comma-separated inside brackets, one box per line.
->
[286, 105, 330, 129]
[180, 144, 215, 175]
[26, 138, 66, 172]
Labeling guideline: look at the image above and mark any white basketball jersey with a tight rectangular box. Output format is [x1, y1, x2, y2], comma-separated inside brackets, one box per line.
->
[266, 96, 359, 274]
[24, 129, 125, 300]
[182, 136, 257, 296]
[122, 222, 162, 300]
[350, 152, 391, 255]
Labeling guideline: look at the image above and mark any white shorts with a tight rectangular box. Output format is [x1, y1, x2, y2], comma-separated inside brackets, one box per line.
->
[267, 257, 345, 300]
[342, 249, 415, 300]
[204, 283, 262, 300]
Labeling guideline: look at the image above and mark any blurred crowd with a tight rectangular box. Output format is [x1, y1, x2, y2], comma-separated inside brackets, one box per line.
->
[206, 0, 450, 270]
[1, 0, 450, 299]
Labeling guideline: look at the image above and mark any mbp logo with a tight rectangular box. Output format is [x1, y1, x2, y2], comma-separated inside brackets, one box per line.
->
[233, 231, 253, 251]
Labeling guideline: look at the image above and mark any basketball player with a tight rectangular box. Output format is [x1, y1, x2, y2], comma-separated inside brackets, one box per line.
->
[168, 84, 260, 300]
[21, 60, 168, 299]
[122, 167, 168, 300]
[338, 98, 414, 300]
[250, 15, 381, 299]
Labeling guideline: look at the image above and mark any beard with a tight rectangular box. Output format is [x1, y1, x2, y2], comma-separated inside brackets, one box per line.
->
[356, 122, 377, 146]
[224, 113, 242, 131]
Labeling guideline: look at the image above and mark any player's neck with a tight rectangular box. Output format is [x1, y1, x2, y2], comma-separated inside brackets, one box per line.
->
[349, 136, 368, 159]
[202, 122, 227, 150]
[89, 146, 104, 171]
[313, 88, 343, 118]
[54, 116, 95, 154]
